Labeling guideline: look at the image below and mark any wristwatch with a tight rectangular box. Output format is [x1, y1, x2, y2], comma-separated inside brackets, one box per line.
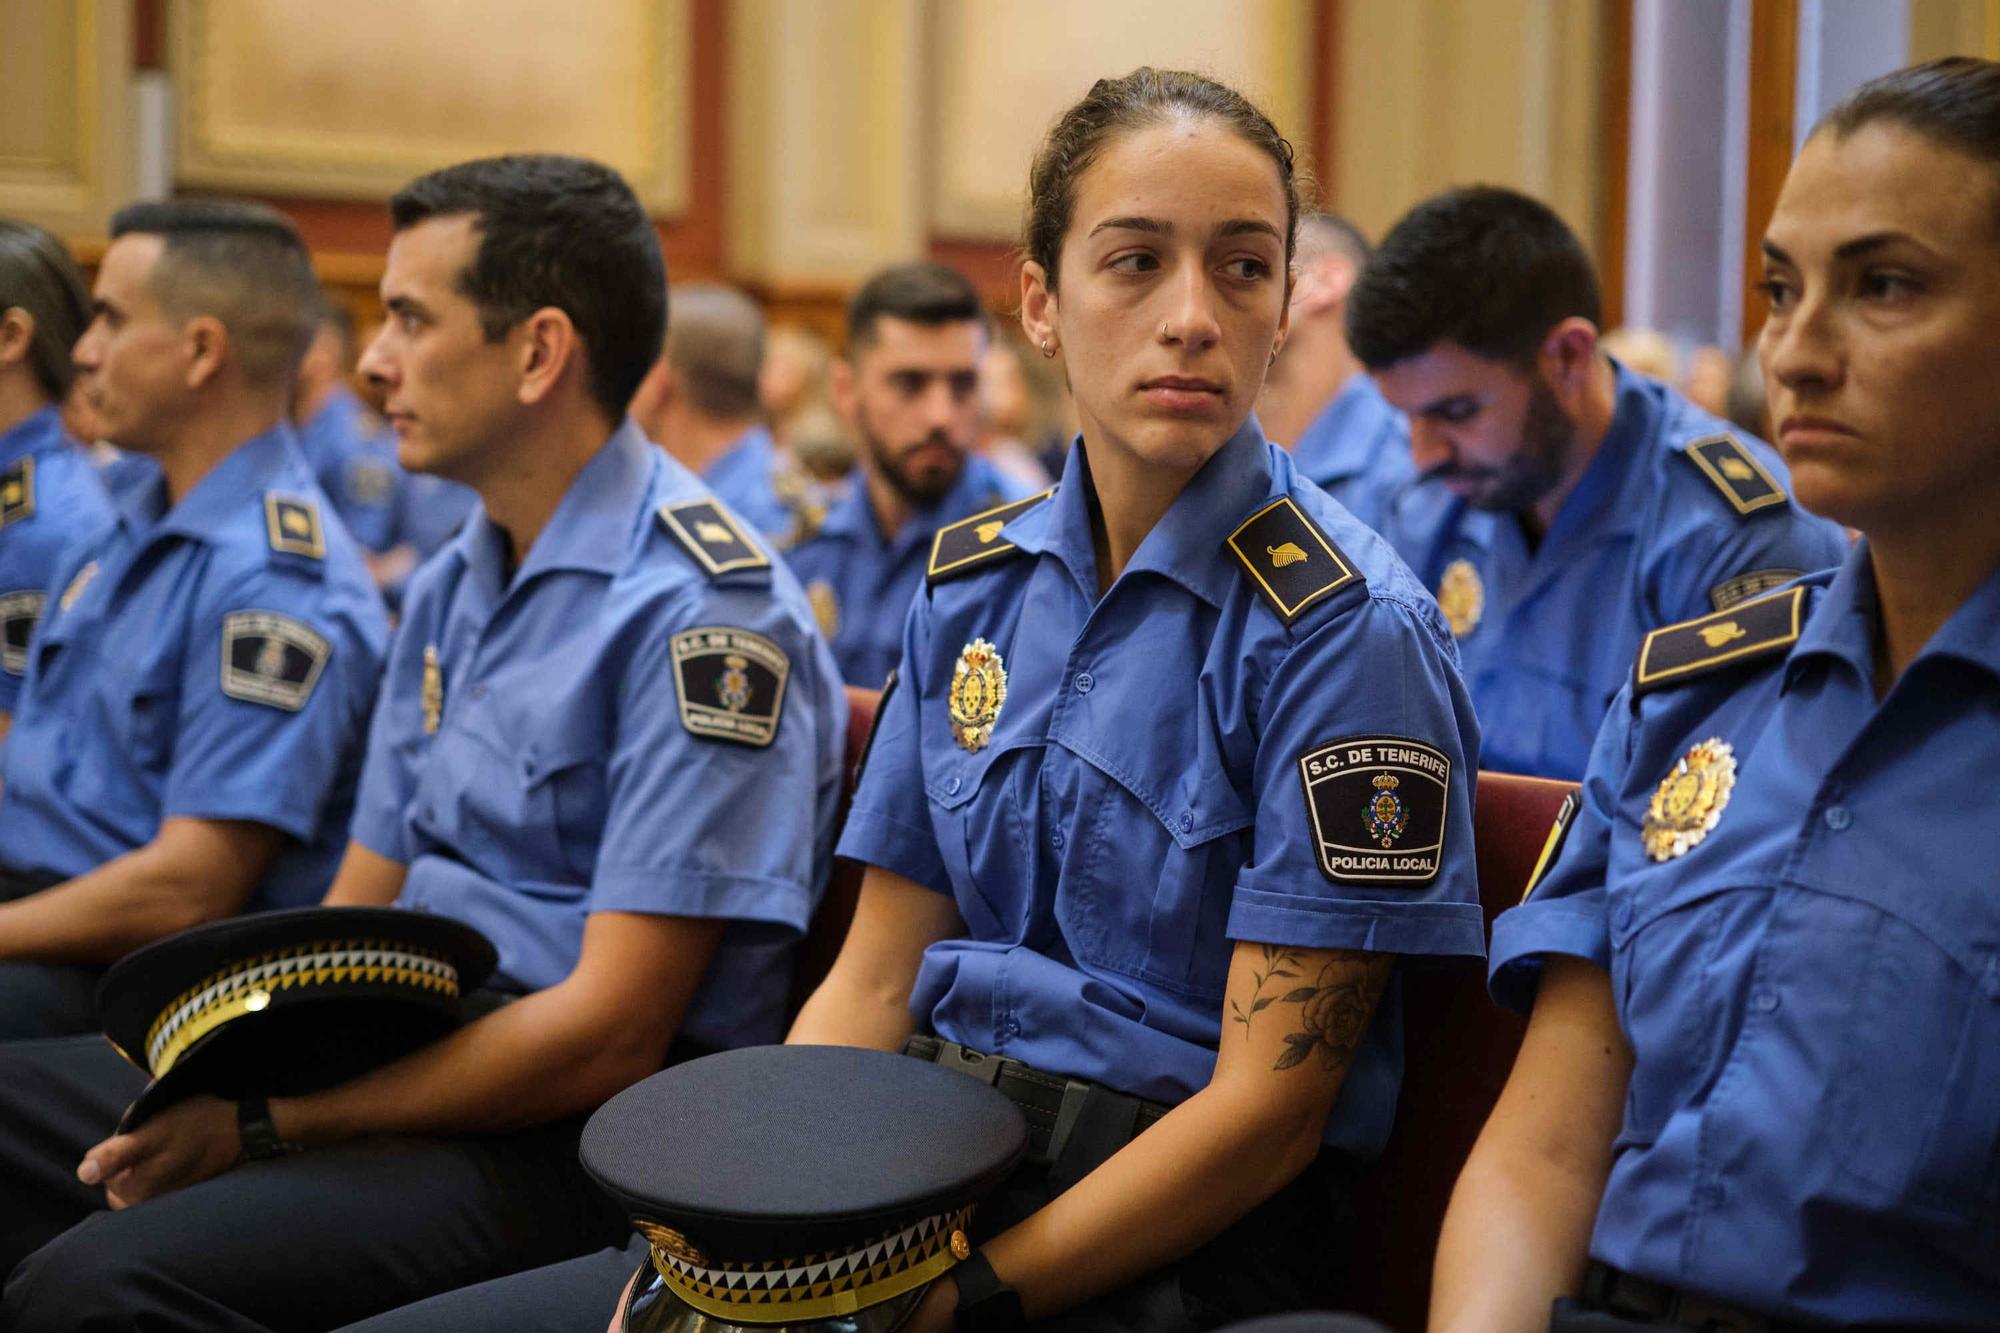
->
[951, 1249, 1026, 1333]
[236, 1095, 300, 1162]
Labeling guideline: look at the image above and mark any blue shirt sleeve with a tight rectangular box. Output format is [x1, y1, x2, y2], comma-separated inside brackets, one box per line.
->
[835, 590, 953, 894]
[1487, 686, 1631, 1013]
[161, 565, 386, 841]
[1226, 591, 1487, 961]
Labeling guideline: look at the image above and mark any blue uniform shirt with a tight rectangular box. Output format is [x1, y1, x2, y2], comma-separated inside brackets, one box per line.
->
[1287, 372, 1412, 535]
[782, 455, 1031, 688]
[349, 422, 845, 1052]
[700, 425, 793, 539]
[1378, 364, 1848, 780]
[0, 425, 388, 907]
[1489, 543, 2000, 1325]
[838, 419, 1484, 1158]
[0, 407, 112, 716]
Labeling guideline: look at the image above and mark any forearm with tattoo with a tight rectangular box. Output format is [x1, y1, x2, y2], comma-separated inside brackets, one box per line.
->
[1231, 945, 1395, 1072]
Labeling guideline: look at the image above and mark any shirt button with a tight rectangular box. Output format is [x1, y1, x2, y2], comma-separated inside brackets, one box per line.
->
[1614, 902, 1633, 932]
[946, 776, 962, 796]
[1823, 805, 1852, 831]
[1051, 828, 1065, 852]
[1750, 989, 1780, 1014]
[1178, 811, 1194, 834]
[1073, 671, 1094, 694]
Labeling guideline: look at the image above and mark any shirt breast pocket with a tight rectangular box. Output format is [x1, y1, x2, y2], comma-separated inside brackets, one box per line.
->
[449, 702, 608, 884]
[1608, 886, 1729, 1149]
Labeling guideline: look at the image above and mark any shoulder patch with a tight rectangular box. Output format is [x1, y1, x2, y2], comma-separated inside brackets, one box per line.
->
[927, 490, 1051, 585]
[220, 610, 331, 712]
[658, 500, 770, 577]
[1633, 586, 1804, 696]
[1225, 496, 1362, 624]
[671, 626, 790, 747]
[1, 590, 45, 676]
[1299, 735, 1450, 885]
[1520, 790, 1580, 903]
[1710, 567, 1802, 612]
[1682, 434, 1787, 515]
[264, 493, 326, 559]
[1, 457, 34, 529]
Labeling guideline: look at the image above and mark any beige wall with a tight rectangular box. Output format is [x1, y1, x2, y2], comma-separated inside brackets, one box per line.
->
[1910, 0, 2000, 60]
[0, 0, 132, 235]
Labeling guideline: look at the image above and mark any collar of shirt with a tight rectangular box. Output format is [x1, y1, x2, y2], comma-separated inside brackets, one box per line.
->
[1291, 372, 1399, 481]
[0, 405, 67, 470]
[454, 419, 658, 594]
[1538, 358, 1659, 548]
[1007, 415, 1272, 609]
[701, 423, 776, 493]
[126, 422, 305, 544]
[1786, 538, 2000, 689]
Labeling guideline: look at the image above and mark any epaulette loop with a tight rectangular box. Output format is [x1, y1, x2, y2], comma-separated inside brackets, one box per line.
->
[1223, 496, 1363, 625]
[1633, 586, 1805, 695]
[658, 499, 771, 577]
[926, 490, 1051, 585]
[264, 493, 326, 560]
[0, 457, 34, 529]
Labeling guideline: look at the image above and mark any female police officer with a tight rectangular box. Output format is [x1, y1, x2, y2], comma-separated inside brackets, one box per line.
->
[1433, 57, 2000, 1330]
[792, 67, 1483, 1330]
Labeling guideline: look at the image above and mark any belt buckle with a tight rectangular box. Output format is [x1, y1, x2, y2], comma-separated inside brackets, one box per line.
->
[932, 1040, 1004, 1087]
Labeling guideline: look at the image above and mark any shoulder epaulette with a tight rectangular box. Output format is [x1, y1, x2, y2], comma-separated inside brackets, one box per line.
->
[926, 490, 1051, 585]
[0, 457, 34, 530]
[263, 492, 325, 559]
[1224, 496, 1363, 625]
[1633, 585, 1804, 695]
[658, 499, 770, 577]
[1681, 434, 1788, 516]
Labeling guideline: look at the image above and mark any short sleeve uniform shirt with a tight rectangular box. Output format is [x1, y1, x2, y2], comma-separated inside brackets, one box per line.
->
[0, 407, 112, 716]
[1489, 542, 2000, 1325]
[838, 420, 1484, 1159]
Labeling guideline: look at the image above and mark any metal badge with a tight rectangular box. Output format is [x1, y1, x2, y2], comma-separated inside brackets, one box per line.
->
[807, 579, 840, 639]
[948, 638, 1007, 753]
[1642, 737, 1737, 862]
[422, 644, 443, 735]
[1437, 559, 1484, 638]
[59, 560, 99, 613]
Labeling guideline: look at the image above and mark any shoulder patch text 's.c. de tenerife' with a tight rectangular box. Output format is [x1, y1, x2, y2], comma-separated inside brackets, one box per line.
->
[658, 500, 770, 577]
[221, 610, 332, 712]
[1225, 497, 1361, 625]
[1298, 734, 1450, 885]
[927, 490, 1051, 586]
[670, 626, 790, 747]
[1634, 585, 1804, 696]
[1682, 434, 1787, 516]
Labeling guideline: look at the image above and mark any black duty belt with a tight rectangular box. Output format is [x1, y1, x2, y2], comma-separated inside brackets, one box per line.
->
[0, 864, 62, 903]
[1579, 1262, 1885, 1333]
[901, 1035, 1170, 1167]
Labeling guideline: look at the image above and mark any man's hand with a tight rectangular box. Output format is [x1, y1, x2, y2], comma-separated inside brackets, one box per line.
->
[77, 1094, 242, 1209]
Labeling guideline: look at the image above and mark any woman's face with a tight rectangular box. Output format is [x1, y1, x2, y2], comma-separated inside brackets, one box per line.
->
[1022, 117, 1290, 476]
[1759, 121, 2000, 536]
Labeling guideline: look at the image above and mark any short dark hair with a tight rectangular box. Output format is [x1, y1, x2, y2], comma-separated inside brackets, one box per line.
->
[1346, 185, 1601, 370]
[845, 262, 987, 353]
[390, 154, 666, 421]
[1817, 57, 2000, 225]
[0, 219, 91, 402]
[665, 284, 764, 419]
[1025, 67, 1307, 292]
[110, 199, 321, 389]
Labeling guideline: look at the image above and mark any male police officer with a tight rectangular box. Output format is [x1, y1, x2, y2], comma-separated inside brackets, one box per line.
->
[0, 154, 846, 1332]
[0, 203, 387, 1040]
[0, 219, 111, 746]
[1258, 213, 1411, 533]
[783, 261, 1032, 687]
[628, 281, 800, 537]
[1349, 186, 1848, 780]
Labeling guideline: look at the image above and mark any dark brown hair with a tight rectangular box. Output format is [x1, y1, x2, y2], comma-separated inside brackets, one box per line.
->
[1024, 67, 1306, 290]
[1817, 56, 2000, 167]
[0, 219, 90, 402]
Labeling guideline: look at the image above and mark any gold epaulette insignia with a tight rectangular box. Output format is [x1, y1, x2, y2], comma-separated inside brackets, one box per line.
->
[1224, 496, 1362, 625]
[926, 490, 1051, 585]
[1683, 434, 1788, 515]
[658, 499, 770, 576]
[1633, 586, 1804, 695]
[264, 493, 325, 559]
[1, 457, 35, 529]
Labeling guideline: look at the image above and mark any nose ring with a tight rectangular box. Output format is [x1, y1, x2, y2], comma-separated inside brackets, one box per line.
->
[1160, 322, 1174, 341]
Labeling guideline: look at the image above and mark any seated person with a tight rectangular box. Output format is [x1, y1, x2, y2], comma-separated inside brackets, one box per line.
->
[0, 153, 846, 1333]
[335, 66, 1483, 1333]
[783, 261, 1034, 688]
[0, 202, 387, 1040]
[1431, 57, 2000, 1330]
[0, 218, 112, 750]
[1352, 186, 1849, 780]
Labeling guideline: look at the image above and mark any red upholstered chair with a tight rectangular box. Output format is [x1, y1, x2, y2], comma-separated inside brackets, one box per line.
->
[1344, 770, 1580, 1331]
[786, 685, 882, 1018]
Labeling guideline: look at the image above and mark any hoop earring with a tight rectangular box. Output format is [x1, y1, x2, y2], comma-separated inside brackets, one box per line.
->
[1040, 338, 1056, 359]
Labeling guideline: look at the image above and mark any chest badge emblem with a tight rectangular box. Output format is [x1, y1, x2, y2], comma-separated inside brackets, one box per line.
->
[59, 560, 99, 613]
[807, 579, 840, 639]
[1642, 737, 1737, 862]
[421, 644, 444, 735]
[1438, 559, 1484, 638]
[948, 637, 1007, 753]
[1365, 773, 1409, 847]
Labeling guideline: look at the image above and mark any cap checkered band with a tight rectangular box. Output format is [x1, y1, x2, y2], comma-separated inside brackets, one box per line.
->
[145, 940, 462, 1077]
[645, 1205, 972, 1324]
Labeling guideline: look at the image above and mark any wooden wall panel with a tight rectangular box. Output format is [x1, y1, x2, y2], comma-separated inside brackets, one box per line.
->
[0, 0, 133, 235]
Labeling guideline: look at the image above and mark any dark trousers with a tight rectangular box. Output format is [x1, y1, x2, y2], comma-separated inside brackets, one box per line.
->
[0, 1035, 632, 1332]
[332, 1128, 1360, 1333]
[0, 865, 103, 1040]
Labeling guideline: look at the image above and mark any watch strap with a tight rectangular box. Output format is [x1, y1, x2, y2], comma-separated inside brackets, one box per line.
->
[952, 1249, 1026, 1332]
[236, 1095, 297, 1161]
